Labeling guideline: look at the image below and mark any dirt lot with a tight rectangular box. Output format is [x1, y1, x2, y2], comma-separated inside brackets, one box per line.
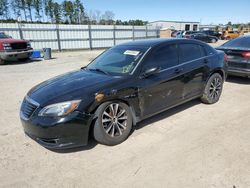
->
[0, 40, 250, 188]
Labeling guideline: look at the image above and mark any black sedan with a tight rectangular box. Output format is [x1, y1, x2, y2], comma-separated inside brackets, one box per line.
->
[201, 30, 222, 39]
[216, 36, 250, 78]
[190, 33, 218, 43]
[20, 39, 227, 149]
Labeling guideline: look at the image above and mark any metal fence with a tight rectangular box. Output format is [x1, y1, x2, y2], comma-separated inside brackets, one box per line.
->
[0, 23, 160, 51]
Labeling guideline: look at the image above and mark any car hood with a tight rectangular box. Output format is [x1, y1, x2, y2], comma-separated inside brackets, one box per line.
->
[0, 38, 27, 43]
[28, 69, 122, 106]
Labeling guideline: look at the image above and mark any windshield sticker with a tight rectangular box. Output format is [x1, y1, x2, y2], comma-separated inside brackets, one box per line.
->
[124, 50, 140, 56]
[122, 65, 133, 73]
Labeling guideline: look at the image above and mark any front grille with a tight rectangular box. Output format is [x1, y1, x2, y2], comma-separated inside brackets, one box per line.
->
[11, 43, 27, 50]
[20, 96, 39, 120]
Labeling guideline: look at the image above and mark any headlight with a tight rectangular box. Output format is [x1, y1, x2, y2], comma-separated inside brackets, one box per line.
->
[38, 100, 81, 117]
[27, 42, 31, 48]
[3, 43, 11, 47]
[3, 43, 12, 50]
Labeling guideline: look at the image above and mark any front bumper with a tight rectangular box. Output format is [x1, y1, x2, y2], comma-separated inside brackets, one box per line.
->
[0, 49, 33, 61]
[20, 111, 94, 149]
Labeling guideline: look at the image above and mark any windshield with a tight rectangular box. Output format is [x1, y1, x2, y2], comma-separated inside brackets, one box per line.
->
[222, 37, 250, 48]
[0, 33, 11, 39]
[87, 45, 149, 75]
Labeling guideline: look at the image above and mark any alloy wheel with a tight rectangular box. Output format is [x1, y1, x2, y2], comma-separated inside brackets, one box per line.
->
[101, 103, 128, 137]
[209, 77, 222, 100]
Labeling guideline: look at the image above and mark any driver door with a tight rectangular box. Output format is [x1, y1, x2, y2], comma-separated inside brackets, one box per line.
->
[138, 44, 184, 118]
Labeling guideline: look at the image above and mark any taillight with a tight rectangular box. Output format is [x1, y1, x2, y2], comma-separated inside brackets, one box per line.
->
[242, 52, 250, 58]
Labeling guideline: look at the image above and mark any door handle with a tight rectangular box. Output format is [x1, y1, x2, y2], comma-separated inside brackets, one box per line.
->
[174, 68, 183, 74]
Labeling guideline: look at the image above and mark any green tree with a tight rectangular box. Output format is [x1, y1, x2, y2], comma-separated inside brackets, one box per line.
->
[101, 10, 114, 24]
[33, 0, 42, 21]
[62, 0, 74, 23]
[53, 2, 61, 23]
[45, 0, 54, 22]
[73, 0, 85, 24]
[25, 0, 33, 21]
[20, 0, 28, 21]
[0, 0, 9, 19]
[115, 20, 123, 25]
[11, 0, 22, 20]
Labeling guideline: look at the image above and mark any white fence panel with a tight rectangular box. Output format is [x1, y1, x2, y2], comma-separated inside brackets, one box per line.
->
[0, 23, 159, 50]
[0, 23, 20, 39]
[59, 24, 89, 49]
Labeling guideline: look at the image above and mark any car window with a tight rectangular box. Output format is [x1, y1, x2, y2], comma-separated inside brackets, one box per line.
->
[200, 45, 206, 56]
[0, 32, 11, 39]
[196, 33, 205, 36]
[143, 44, 179, 70]
[205, 45, 215, 55]
[87, 46, 149, 75]
[179, 44, 204, 63]
[222, 37, 250, 48]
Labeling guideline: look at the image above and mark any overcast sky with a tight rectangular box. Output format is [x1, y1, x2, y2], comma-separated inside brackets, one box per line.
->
[62, 0, 250, 24]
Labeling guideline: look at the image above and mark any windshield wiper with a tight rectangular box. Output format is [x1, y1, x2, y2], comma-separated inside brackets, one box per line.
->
[87, 68, 110, 75]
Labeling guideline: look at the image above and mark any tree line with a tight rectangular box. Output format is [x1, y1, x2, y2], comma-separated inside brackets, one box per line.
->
[0, 0, 148, 25]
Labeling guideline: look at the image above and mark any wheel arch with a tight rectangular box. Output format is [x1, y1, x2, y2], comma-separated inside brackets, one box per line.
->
[211, 69, 226, 81]
[203, 69, 225, 91]
[88, 98, 137, 138]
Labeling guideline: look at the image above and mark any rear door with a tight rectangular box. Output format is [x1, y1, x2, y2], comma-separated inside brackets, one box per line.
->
[138, 44, 183, 117]
[179, 43, 210, 99]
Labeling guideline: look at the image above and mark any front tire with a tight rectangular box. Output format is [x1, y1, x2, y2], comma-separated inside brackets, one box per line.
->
[201, 73, 223, 104]
[211, 38, 217, 43]
[93, 101, 133, 146]
[0, 58, 5, 65]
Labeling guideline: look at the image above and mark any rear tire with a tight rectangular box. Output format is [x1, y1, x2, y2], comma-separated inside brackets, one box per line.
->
[93, 101, 133, 146]
[201, 73, 223, 104]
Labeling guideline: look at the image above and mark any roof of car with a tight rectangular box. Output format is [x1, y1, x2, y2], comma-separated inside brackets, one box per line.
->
[119, 38, 190, 47]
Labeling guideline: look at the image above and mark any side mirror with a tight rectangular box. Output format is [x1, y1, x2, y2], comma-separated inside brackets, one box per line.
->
[141, 67, 161, 78]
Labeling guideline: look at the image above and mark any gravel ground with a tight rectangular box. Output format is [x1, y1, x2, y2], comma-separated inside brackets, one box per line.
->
[1, 40, 250, 188]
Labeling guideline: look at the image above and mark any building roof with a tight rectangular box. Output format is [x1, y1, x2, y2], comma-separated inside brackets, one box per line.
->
[149, 20, 200, 24]
[200, 24, 227, 28]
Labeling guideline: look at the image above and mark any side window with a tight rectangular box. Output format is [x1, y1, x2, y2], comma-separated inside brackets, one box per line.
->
[199, 45, 206, 56]
[143, 44, 178, 70]
[179, 44, 203, 63]
[205, 45, 215, 55]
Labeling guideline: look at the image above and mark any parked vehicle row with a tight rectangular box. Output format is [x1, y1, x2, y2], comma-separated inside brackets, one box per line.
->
[172, 30, 219, 43]
[189, 33, 218, 43]
[20, 38, 228, 149]
[221, 30, 240, 40]
[0, 32, 33, 65]
[171, 29, 241, 43]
